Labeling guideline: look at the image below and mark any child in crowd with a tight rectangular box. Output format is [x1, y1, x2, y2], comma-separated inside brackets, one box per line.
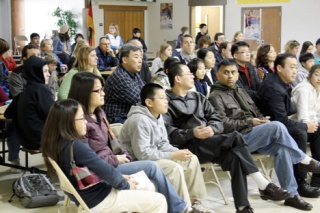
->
[153, 57, 178, 91]
[120, 83, 212, 212]
[44, 54, 59, 99]
[130, 28, 148, 53]
[151, 43, 172, 75]
[293, 53, 315, 86]
[188, 58, 209, 97]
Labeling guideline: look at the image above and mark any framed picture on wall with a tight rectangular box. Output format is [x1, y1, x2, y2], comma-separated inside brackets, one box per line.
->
[242, 9, 261, 40]
[160, 3, 173, 30]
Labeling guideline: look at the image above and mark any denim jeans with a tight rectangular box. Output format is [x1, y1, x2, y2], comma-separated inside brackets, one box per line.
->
[5, 122, 20, 161]
[243, 121, 305, 195]
[117, 160, 187, 213]
[110, 116, 127, 124]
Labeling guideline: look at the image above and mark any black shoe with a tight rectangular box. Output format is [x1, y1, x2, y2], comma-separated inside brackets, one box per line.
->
[298, 181, 320, 198]
[310, 176, 320, 188]
[0, 155, 3, 163]
[259, 183, 291, 201]
[236, 206, 254, 213]
[299, 159, 320, 173]
[284, 195, 313, 211]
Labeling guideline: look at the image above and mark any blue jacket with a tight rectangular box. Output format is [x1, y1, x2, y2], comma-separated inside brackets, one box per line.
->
[53, 36, 71, 55]
[0, 60, 10, 96]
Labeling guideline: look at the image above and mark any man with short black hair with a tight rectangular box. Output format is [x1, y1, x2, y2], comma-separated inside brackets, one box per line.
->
[195, 23, 208, 49]
[314, 38, 320, 62]
[231, 41, 260, 102]
[164, 62, 291, 213]
[104, 43, 144, 124]
[257, 53, 320, 199]
[293, 52, 315, 86]
[29, 33, 40, 47]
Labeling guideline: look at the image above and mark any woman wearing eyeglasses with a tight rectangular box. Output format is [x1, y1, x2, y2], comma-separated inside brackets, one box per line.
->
[58, 46, 101, 100]
[67, 72, 193, 213]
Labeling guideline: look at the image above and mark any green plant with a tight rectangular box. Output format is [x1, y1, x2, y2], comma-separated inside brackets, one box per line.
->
[52, 7, 78, 39]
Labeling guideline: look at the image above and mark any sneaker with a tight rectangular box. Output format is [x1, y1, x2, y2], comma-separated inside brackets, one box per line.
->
[236, 206, 254, 213]
[192, 201, 215, 213]
[9, 159, 22, 174]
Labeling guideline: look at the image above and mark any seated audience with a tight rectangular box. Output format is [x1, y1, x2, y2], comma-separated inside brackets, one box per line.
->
[300, 41, 319, 65]
[314, 38, 320, 64]
[216, 41, 233, 65]
[174, 35, 196, 64]
[70, 33, 84, 54]
[68, 72, 192, 213]
[188, 58, 209, 97]
[67, 39, 89, 71]
[9, 44, 40, 97]
[257, 53, 320, 197]
[44, 54, 59, 98]
[128, 39, 151, 84]
[105, 23, 123, 54]
[151, 43, 172, 75]
[58, 46, 101, 100]
[95, 37, 118, 71]
[231, 41, 260, 102]
[28, 33, 40, 47]
[284, 40, 300, 57]
[209, 32, 225, 62]
[293, 53, 315, 86]
[0, 38, 17, 72]
[121, 83, 212, 212]
[176, 26, 189, 49]
[196, 35, 211, 51]
[104, 43, 144, 124]
[256, 44, 276, 81]
[163, 62, 290, 213]
[153, 57, 178, 91]
[5, 56, 53, 149]
[209, 58, 320, 210]
[197, 48, 218, 87]
[53, 24, 71, 55]
[292, 64, 320, 124]
[41, 99, 167, 213]
[129, 28, 148, 53]
[232, 31, 244, 43]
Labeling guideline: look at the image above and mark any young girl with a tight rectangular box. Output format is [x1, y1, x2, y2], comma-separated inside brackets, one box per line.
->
[41, 99, 167, 213]
[151, 43, 172, 75]
[105, 23, 123, 54]
[58, 46, 101, 100]
[188, 58, 209, 97]
[44, 54, 59, 99]
[256, 44, 277, 81]
[53, 24, 71, 55]
[68, 72, 192, 213]
[232, 31, 244, 43]
[197, 48, 218, 86]
[291, 64, 320, 186]
[153, 57, 178, 91]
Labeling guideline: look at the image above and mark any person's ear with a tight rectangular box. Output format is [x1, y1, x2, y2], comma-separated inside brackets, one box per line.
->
[145, 98, 153, 108]
[276, 64, 283, 73]
[122, 56, 128, 64]
[174, 75, 181, 85]
[301, 62, 306, 68]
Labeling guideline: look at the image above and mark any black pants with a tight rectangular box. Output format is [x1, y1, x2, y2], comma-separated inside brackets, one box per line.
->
[181, 131, 258, 208]
[288, 127, 320, 182]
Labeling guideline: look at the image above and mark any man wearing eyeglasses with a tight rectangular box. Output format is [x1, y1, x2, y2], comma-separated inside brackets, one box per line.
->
[163, 62, 291, 213]
[231, 41, 260, 103]
[95, 37, 118, 71]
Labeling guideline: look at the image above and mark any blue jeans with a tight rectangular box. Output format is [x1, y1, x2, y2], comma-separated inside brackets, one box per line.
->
[110, 116, 127, 124]
[243, 121, 305, 196]
[5, 122, 20, 161]
[117, 160, 187, 213]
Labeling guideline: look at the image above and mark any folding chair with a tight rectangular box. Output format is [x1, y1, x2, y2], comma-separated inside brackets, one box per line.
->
[252, 153, 274, 182]
[14, 35, 28, 55]
[47, 157, 91, 213]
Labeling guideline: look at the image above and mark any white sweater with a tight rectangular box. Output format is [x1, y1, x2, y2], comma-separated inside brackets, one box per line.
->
[291, 79, 320, 122]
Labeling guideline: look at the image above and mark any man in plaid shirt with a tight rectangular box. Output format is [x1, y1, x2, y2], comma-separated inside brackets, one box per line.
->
[95, 37, 118, 71]
[104, 43, 144, 124]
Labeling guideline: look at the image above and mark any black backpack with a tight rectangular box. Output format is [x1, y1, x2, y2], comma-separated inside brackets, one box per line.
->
[8, 172, 60, 208]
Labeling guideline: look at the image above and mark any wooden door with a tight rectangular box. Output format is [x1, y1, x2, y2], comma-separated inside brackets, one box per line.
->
[100, 5, 147, 44]
[260, 7, 281, 54]
[242, 7, 281, 54]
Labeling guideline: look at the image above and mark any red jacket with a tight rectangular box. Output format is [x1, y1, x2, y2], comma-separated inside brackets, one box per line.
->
[0, 55, 17, 71]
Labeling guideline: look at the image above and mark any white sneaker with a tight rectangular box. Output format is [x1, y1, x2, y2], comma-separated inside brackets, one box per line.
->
[192, 200, 215, 213]
[9, 159, 22, 174]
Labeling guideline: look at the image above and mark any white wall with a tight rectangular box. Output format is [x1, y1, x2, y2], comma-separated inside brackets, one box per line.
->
[225, 0, 320, 52]
[0, 0, 12, 46]
[94, 0, 189, 56]
[24, 0, 85, 41]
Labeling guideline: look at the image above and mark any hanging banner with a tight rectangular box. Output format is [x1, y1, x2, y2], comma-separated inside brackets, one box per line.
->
[237, 0, 290, 4]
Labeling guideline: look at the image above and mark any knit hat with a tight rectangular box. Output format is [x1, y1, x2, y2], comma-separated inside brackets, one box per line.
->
[60, 24, 69, 34]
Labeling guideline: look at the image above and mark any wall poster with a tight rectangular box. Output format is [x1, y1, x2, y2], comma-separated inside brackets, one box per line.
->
[160, 3, 173, 30]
